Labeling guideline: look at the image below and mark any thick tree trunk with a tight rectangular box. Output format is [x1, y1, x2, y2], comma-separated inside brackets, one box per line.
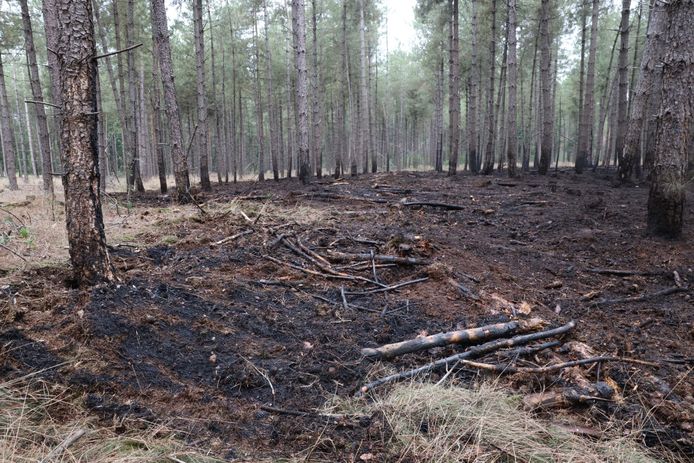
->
[193, 0, 211, 190]
[0, 54, 19, 190]
[538, 0, 553, 174]
[151, 0, 190, 202]
[19, 0, 54, 194]
[292, 0, 311, 184]
[150, 40, 167, 194]
[615, 0, 631, 180]
[447, 0, 460, 175]
[506, 0, 518, 177]
[647, 0, 692, 238]
[310, 0, 323, 178]
[622, 0, 665, 181]
[262, 0, 279, 181]
[56, 0, 114, 285]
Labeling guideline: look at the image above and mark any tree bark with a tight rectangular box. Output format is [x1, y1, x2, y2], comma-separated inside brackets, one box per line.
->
[577, 0, 600, 173]
[56, 0, 114, 285]
[506, 0, 518, 177]
[538, 0, 553, 174]
[252, 8, 266, 181]
[150, 38, 167, 193]
[263, 0, 279, 181]
[41, 0, 62, 155]
[193, 0, 211, 190]
[358, 0, 370, 175]
[151, 0, 190, 202]
[208, 1, 224, 184]
[292, 0, 311, 184]
[310, 0, 323, 178]
[467, 0, 479, 173]
[482, 0, 497, 174]
[125, 0, 144, 192]
[615, 0, 631, 180]
[447, 0, 460, 175]
[0, 53, 19, 190]
[574, 2, 586, 172]
[19, 0, 54, 194]
[647, 0, 692, 238]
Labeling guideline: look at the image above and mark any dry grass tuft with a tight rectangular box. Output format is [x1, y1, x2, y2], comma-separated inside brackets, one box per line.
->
[329, 381, 675, 463]
[0, 375, 225, 462]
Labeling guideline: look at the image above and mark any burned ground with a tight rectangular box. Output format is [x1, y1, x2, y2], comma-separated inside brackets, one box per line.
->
[1, 171, 692, 461]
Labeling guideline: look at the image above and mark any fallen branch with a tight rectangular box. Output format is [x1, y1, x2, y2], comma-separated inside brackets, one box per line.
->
[458, 356, 658, 374]
[358, 321, 576, 395]
[587, 268, 665, 276]
[40, 429, 87, 462]
[326, 250, 429, 266]
[594, 286, 688, 306]
[263, 255, 383, 286]
[211, 229, 254, 247]
[401, 201, 465, 210]
[345, 277, 429, 295]
[361, 318, 545, 360]
[259, 405, 369, 422]
[0, 243, 27, 262]
[497, 340, 561, 358]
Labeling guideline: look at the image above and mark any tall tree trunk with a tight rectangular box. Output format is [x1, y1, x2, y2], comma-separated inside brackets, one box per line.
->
[285, 6, 294, 179]
[538, 0, 553, 174]
[19, 0, 53, 194]
[0, 54, 19, 190]
[263, 0, 279, 181]
[615, 0, 631, 180]
[506, 0, 518, 177]
[292, 0, 311, 184]
[574, 2, 586, 171]
[647, 0, 692, 237]
[112, 0, 132, 187]
[577, 0, 600, 173]
[447, 0, 460, 175]
[253, 8, 266, 181]
[358, 0, 369, 175]
[623, 0, 662, 180]
[467, 0, 479, 173]
[434, 50, 444, 172]
[482, 0, 497, 174]
[151, 0, 190, 202]
[96, 72, 107, 192]
[125, 0, 144, 192]
[56, 0, 113, 285]
[208, 1, 223, 184]
[310, 0, 323, 178]
[193, 0, 211, 190]
[150, 39, 167, 193]
[339, 0, 348, 177]
[41, 0, 62, 155]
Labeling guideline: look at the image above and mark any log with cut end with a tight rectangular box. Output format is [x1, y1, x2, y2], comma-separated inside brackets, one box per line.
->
[361, 318, 545, 360]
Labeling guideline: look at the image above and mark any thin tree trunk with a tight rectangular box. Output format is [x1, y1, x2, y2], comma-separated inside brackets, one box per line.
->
[468, 0, 479, 173]
[150, 39, 167, 193]
[252, 9, 266, 181]
[96, 72, 107, 192]
[358, 0, 369, 174]
[193, 0, 211, 190]
[447, 0, 460, 175]
[577, 0, 600, 173]
[264, 0, 279, 181]
[208, 1, 224, 184]
[0, 54, 19, 190]
[19, 0, 53, 194]
[615, 0, 631, 179]
[56, 0, 114, 285]
[575, 1, 586, 171]
[151, 0, 190, 202]
[538, 0, 553, 174]
[506, 0, 518, 177]
[482, 0, 497, 174]
[41, 0, 62, 155]
[310, 0, 323, 178]
[125, 0, 144, 192]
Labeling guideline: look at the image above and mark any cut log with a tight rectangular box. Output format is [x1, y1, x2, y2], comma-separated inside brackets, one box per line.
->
[357, 321, 576, 395]
[326, 250, 429, 266]
[361, 318, 545, 360]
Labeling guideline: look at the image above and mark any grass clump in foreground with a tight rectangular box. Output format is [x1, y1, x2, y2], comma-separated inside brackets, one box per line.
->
[0, 375, 224, 463]
[330, 382, 674, 463]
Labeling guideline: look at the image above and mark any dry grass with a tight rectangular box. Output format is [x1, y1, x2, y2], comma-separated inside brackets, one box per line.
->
[328, 381, 676, 463]
[0, 374, 225, 463]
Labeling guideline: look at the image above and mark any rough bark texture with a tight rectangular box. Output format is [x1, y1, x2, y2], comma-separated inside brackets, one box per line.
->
[482, 0, 497, 174]
[292, 0, 310, 184]
[208, 1, 223, 184]
[0, 53, 19, 190]
[621, 0, 665, 181]
[151, 0, 190, 202]
[574, 3, 586, 172]
[506, 0, 517, 177]
[647, 0, 692, 238]
[615, 0, 631, 179]
[55, 0, 114, 285]
[447, 0, 460, 175]
[193, 0, 211, 190]
[253, 10, 266, 181]
[150, 39, 167, 194]
[577, 0, 600, 173]
[20, 0, 54, 194]
[310, 0, 323, 178]
[538, 0, 553, 175]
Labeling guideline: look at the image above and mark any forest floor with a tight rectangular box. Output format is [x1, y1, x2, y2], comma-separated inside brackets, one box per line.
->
[1, 170, 692, 461]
